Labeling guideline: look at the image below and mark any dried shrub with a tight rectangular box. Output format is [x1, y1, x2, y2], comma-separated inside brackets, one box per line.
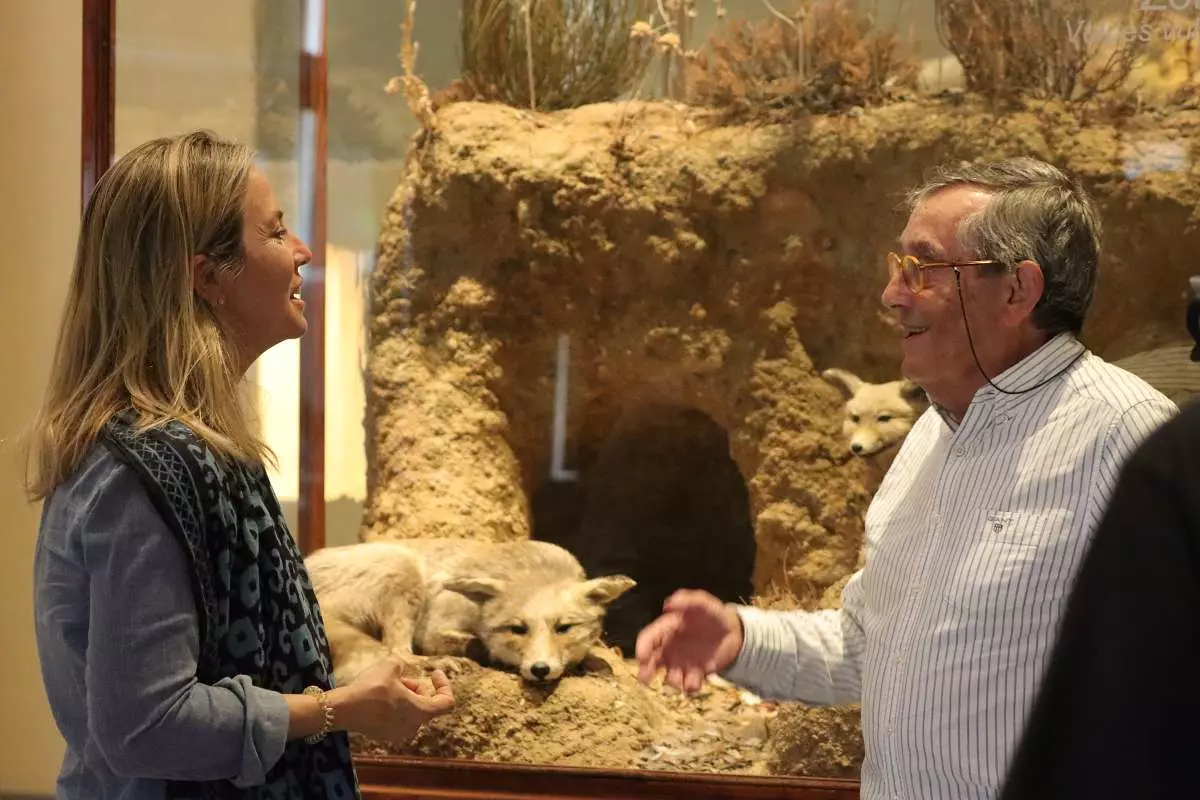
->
[1125, 10, 1200, 104]
[686, 0, 921, 120]
[459, 0, 655, 111]
[933, 0, 1148, 103]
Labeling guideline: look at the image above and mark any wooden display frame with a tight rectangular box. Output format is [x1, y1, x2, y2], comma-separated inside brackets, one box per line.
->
[353, 757, 860, 800]
[78, 3, 863, 796]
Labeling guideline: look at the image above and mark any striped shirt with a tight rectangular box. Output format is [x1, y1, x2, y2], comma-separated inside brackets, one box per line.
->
[723, 333, 1177, 799]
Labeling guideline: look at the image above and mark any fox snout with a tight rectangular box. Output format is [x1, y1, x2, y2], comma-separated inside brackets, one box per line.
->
[525, 660, 561, 682]
[849, 430, 891, 457]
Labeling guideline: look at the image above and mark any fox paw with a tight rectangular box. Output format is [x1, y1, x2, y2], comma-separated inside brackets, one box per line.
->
[412, 654, 479, 678]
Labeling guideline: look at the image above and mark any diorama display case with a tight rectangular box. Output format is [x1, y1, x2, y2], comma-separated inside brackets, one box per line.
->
[81, 1, 862, 796]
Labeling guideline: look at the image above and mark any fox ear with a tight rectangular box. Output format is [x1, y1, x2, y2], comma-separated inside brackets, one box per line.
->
[580, 575, 636, 606]
[899, 379, 926, 402]
[822, 368, 863, 397]
[443, 576, 506, 604]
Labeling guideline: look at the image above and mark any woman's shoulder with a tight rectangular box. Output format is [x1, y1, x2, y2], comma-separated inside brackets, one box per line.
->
[39, 441, 154, 551]
[47, 441, 138, 510]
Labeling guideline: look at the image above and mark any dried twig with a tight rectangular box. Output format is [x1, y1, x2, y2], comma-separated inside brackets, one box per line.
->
[385, 0, 436, 129]
[761, 0, 805, 82]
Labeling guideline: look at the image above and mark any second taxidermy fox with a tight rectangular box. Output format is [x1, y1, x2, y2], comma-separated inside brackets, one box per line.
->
[305, 538, 635, 685]
[822, 367, 929, 465]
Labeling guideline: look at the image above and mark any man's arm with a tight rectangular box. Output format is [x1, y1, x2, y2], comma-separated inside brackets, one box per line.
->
[1084, 397, 1177, 533]
[1000, 404, 1200, 799]
[720, 569, 866, 705]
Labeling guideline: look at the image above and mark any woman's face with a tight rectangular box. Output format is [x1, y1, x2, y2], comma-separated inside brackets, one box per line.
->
[204, 167, 312, 367]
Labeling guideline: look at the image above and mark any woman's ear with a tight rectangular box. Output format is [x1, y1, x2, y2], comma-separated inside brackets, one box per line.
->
[191, 254, 222, 307]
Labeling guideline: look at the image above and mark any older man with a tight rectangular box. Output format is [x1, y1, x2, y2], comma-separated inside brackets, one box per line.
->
[635, 157, 1176, 799]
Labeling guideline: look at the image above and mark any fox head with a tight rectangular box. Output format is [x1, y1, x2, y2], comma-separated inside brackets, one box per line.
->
[443, 574, 636, 682]
[822, 367, 928, 458]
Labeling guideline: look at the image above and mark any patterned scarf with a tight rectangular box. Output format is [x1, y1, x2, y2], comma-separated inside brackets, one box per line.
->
[101, 410, 361, 800]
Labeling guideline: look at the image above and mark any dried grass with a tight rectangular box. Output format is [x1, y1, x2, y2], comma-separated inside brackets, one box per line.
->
[686, 0, 921, 120]
[458, 0, 656, 111]
[933, 0, 1149, 104]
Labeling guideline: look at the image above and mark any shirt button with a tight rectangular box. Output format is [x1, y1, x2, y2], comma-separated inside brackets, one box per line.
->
[953, 445, 966, 457]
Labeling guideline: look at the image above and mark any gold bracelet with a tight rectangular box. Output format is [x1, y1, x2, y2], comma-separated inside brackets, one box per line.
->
[303, 685, 334, 744]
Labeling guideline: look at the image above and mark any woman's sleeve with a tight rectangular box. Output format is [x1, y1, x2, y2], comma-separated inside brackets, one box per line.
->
[81, 460, 292, 787]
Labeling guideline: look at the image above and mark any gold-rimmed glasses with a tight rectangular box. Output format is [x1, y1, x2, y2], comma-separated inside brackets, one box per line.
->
[887, 252, 1008, 294]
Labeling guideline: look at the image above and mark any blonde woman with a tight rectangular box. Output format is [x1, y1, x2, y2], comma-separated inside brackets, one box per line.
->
[27, 130, 453, 800]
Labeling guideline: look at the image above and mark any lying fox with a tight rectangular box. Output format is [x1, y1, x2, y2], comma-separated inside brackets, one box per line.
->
[304, 538, 635, 685]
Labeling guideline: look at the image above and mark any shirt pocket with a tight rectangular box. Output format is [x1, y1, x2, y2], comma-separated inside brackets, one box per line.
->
[941, 509, 1070, 615]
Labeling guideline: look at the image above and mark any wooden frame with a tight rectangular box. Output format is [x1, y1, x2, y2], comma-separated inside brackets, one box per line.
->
[81, 0, 115, 207]
[296, 0, 328, 555]
[79, 5, 863, 798]
[80, 0, 328, 554]
[353, 757, 860, 800]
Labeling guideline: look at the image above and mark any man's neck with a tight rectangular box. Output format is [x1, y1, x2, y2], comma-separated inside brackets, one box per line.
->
[932, 331, 1052, 422]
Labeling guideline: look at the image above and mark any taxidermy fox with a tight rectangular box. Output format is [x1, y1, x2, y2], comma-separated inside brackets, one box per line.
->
[822, 367, 929, 471]
[305, 538, 635, 685]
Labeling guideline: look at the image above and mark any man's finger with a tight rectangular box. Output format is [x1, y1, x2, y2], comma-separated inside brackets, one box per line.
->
[683, 666, 706, 694]
[637, 649, 661, 684]
[635, 613, 680, 662]
[662, 589, 711, 614]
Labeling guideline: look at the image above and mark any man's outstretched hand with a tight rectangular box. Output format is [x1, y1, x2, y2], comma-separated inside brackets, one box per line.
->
[634, 589, 744, 694]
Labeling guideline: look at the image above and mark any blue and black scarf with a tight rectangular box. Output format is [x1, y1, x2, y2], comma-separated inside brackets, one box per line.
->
[102, 409, 360, 800]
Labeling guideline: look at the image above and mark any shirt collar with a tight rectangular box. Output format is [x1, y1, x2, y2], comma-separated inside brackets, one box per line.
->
[932, 333, 1087, 429]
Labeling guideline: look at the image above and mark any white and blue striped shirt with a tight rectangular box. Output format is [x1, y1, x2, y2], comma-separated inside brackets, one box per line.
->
[723, 333, 1177, 799]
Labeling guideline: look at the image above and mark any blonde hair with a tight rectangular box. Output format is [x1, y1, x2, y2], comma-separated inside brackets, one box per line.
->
[25, 130, 274, 501]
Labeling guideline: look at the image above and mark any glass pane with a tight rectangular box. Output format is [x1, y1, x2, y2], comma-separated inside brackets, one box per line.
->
[112, 0, 1200, 791]
[325, 0, 1200, 785]
[115, 0, 304, 532]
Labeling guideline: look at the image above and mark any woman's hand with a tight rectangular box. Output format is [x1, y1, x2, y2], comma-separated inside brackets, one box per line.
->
[331, 658, 455, 743]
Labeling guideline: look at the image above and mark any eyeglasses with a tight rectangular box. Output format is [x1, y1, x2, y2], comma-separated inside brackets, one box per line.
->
[886, 252, 1008, 294]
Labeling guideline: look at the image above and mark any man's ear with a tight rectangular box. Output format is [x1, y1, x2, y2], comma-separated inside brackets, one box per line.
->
[1007, 259, 1044, 322]
[192, 254, 222, 307]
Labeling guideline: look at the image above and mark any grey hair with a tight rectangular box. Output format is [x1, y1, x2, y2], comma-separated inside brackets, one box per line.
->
[904, 157, 1102, 336]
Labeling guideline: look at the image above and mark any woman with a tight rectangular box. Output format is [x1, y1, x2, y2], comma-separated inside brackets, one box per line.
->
[27, 130, 453, 799]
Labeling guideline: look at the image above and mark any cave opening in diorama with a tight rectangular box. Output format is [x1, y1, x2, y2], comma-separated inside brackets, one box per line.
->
[529, 402, 757, 656]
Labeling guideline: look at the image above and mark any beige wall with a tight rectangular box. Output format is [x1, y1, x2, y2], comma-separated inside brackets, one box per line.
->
[0, 1, 78, 794]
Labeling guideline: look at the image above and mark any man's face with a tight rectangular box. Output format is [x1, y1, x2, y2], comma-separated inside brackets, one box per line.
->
[882, 186, 1016, 409]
